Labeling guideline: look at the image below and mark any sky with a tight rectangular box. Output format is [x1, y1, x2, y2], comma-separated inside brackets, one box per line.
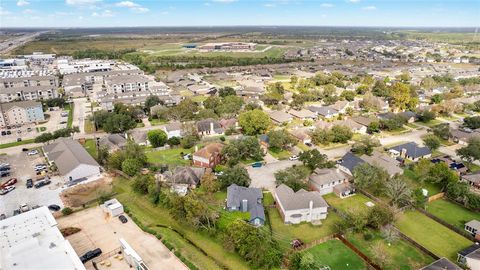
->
[0, 0, 479, 28]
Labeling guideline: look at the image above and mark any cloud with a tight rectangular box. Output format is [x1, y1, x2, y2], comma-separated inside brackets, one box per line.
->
[211, 0, 237, 3]
[22, 9, 36, 14]
[0, 7, 11, 16]
[264, 3, 276, 7]
[17, 0, 30, 6]
[66, 0, 101, 5]
[362, 5, 376, 10]
[320, 3, 334, 8]
[132, 7, 149, 13]
[204, 2, 211, 6]
[92, 9, 113, 17]
[115, 1, 149, 13]
[347, 0, 360, 3]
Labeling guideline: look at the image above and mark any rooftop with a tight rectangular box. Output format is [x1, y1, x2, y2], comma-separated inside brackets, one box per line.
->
[275, 184, 328, 211]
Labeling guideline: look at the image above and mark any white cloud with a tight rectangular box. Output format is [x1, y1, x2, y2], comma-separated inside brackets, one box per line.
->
[347, 0, 360, 3]
[264, 3, 276, 7]
[22, 9, 36, 14]
[132, 7, 149, 13]
[66, 0, 101, 6]
[92, 9, 113, 17]
[362, 5, 376, 10]
[211, 0, 237, 3]
[17, 0, 30, 6]
[320, 3, 334, 8]
[0, 7, 11, 16]
[115, 1, 139, 7]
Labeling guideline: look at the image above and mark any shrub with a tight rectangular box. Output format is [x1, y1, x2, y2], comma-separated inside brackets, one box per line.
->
[60, 227, 81, 237]
[61, 207, 73, 216]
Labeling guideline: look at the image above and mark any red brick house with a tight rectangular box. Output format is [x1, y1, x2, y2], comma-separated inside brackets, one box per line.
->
[192, 143, 224, 168]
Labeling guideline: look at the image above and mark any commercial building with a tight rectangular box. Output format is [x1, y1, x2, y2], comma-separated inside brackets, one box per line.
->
[199, 42, 256, 51]
[0, 100, 44, 127]
[0, 206, 86, 270]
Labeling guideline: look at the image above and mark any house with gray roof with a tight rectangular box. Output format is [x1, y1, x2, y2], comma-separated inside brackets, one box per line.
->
[269, 110, 293, 124]
[388, 142, 431, 161]
[43, 138, 101, 184]
[465, 220, 480, 238]
[274, 184, 328, 224]
[307, 106, 339, 119]
[360, 151, 403, 177]
[196, 118, 224, 136]
[338, 152, 366, 175]
[458, 244, 480, 267]
[98, 134, 127, 153]
[288, 109, 316, 120]
[420, 258, 462, 270]
[162, 122, 183, 138]
[157, 166, 205, 189]
[227, 184, 265, 226]
[462, 172, 480, 190]
[309, 168, 349, 196]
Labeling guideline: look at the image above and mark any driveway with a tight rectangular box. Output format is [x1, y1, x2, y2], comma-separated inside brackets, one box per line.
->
[58, 207, 188, 270]
[248, 160, 300, 192]
[73, 97, 89, 134]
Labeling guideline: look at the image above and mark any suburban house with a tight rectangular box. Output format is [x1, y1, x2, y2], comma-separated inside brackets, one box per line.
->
[128, 130, 148, 146]
[458, 244, 480, 267]
[288, 109, 317, 121]
[0, 100, 44, 127]
[462, 172, 480, 190]
[219, 118, 238, 130]
[398, 111, 417, 123]
[338, 152, 366, 176]
[98, 134, 127, 153]
[268, 110, 293, 124]
[308, 105, 339, 119]
[192, 143, 224, 168]
[226, 184, 265, 226]
[274, 184, 328, 225]
[450, 129, 480, 145]
[420, 258, 462, 270]
[431, 156, 468, 174]
[351, 116, 376, 128]
[157, 166, 206, 189]
[289, 128, 312, 144]
[388, 142, 432, 161]
[464, 220, 480, 240]
[162, 122, 183, 138]
[332, 119, 367, 134]
[330, 100, 351, 114]
[309, 168, 350, 196]
[360, 151, 403, 177]
[43, 138, 101, 184]
[197, 118, 224, 136]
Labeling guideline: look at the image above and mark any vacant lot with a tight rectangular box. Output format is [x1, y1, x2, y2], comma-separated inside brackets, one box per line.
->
[60, 176, 113, 207]
[346, 229, 433, 270]
[426, 199, 480, 231]
[304, 239, 367, 270]
[395, 210, 472, 262]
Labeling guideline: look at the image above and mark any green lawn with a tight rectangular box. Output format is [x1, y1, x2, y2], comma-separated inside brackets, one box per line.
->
[84, 119, 95, 134]
[83, 139, 97, 159]
[304, 239, 367, 270]
[268, 147, 291, 160]
[0, 139, 35, 149]
[149, 118, 168, 126]
[113, 178, 249, 270]
[324, 193, 374, 215]
[426, 199, 480, 231]
[267, 208, 342, 250]
[395, 210, 472, 261]
[346, 229, 433, 270]
[403, 169, 442, 196]
[296, 142, 310, 152]
[36, 126, 47, 132]
[415, 119, 443, 128]
[64, 103, 74, 128]
[146, 147, 192, 166]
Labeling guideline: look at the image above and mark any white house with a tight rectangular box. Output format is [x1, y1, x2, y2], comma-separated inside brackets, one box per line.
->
[274, 184, 328, 225]
[102, 198, 124, 217]
[162, 122, 183, 138]
[43, 138, 101, 184]
[309, 168, 349, 195]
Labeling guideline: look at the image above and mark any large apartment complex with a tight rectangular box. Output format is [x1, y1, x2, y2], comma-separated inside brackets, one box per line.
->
[0, 75, 58, 102]
[0, 100, 44, 127]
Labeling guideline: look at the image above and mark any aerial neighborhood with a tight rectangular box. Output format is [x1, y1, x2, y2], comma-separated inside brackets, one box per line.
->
[1, 25, 480, 270]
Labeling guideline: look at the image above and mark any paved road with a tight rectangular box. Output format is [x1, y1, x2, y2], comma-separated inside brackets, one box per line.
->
[248, 160, 300, 192]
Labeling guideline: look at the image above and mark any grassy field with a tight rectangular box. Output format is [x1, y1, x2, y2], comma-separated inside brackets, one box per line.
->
[113, 178, 248, 270]
[146, 45, 289, 58]
[84, 119, 95, 134]
[82, 139, 97, 159]
[148, 118, 168, 126]
[426, 199, 480, 231]
[324, 193, 374, 214]
[304, 239, 367, 270]
[395, 210, 472, 261]
[0, 139, 35, 149]
[267, 207, 342, 250]
[146, 147, 192, 166]
[346, 229, 433, 270]
[268, 147, 291, 160]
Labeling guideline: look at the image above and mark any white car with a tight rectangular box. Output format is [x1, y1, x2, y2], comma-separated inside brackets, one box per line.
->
[289, 155, 299, 161]
[27, 150, 38, 156]
[0, 186, 15, 195]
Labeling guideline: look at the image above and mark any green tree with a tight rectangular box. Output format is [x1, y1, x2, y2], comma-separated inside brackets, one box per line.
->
[457, 137, 480, 162]
[221, 137, 264, 166]
[390, 82, 412, 111]
[144, 95, 162, 111]
[218, 165, 251, 189]
[351, 136, 380, 155]
[431, 123, 451, 140]
[417, 110, 436, 122]
[330, 125, 353, 143]
[274, 165, 310, 191]
[340, 90, 356, 101]
[423, 134, 441, 151]
[238, 109, 271, 135]
[426, 162, 459, 190]
[367, 121, 381, 134]
[463, 116, 480, 129]
[299, 149, 334, 170]
[121, 158, 143, 176]
[168, 99, 198, 120]
[147, 129, 168, 148]
[219, 87, 236, 97]
[430, 94, 443, 104]
[132, 174, 155, 194]
[180, 135, 198, 149]
[267, 129, 296, 150]
[103, 114, 137, 133]
[201, 171, 219, 193]
[107, 150, 125, 170]
[385, 175, 412, 207]
[367, 205, 395, 229]
[353, 163, 389, 196]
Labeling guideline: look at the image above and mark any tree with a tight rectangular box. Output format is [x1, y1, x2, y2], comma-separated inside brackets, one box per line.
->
[144, 95, 161, 111]
[385, 175, 412, 207]
[423, 134, 441, 151]
[390, 82, 412, 111]
[330, 125, 353, 143]
[457, 137, 480, 162]
[267, 129, 296, 150]
[463, 116, 480, 129]
[103, 113, 137, 133]
[217, 95, 244, 116]
[238, 109, 271, 135]
[353, 163, 389, 196]
[221, 137, 264, 166]
[167, 136, 181, 146]
[351, 136, 380, 156]
[124, 141, 147, 165]
[132, 174, 155, 194]
[107, 150, 125, 170]
[431, 123, 451, 140]
[219, 87, 236, 97]
[298, 149, 334, 170]
[417, 110, 436, 123]
[275, 165, 310, 191]
[426, 162, 459, 190]
[218, 165, 251, 189]
[367, 121, 381, 134]
[372, 80, 390, 97]
[413, 158, 434, 183]
[201, 170, 219, 193]
[180, 135, 198, 149]
[380, 115, 406, 131]
[412, 188, 428, 209]
[367, 205, 395, 229]
[147, 129, 168, 148]
[168, 99, 198, 120]
[121, 158, 143, 176]
[381, 224, 400, 243]
[340, 90, 355, 101]
[430, 94, 443, 104]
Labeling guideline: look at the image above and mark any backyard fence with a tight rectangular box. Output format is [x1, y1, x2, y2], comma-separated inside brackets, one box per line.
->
[335, 234, 382, 270]
[391, 227, 440, 261]
[427, 192, 445, 202]
[416, 207, 475, 242]
[298, 235, 336, 251]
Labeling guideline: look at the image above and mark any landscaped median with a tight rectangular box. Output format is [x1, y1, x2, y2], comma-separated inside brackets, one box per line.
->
[0, 139, 35, 149]
[395, 210, 473, 262]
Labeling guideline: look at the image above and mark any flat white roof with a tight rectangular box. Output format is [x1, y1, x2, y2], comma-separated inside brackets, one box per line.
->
[0, 206, 86, 270]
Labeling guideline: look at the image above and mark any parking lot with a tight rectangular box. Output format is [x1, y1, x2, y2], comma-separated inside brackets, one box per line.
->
[0, 150, 64, 218]
[247, 159, 300, 192]
[58, 206, 188, 270]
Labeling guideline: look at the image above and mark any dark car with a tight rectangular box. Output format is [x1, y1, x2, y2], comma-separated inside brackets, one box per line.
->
[6, 131, 11, 135]
[0, 171, 10, 178]
[22, 148, 29, 152]
[251, 162, 263, 168]
[119, 215, 128, 223]
[0, 214, 6, 220]
[13, 209, 21, 216]
[48, 204, 61, 211]
[16, 138, 22, 142]
[79, 248, 102, 263]
[34, 179, 51, 189]
[0, 166, 10, 172]
[26, 179, 33, 188]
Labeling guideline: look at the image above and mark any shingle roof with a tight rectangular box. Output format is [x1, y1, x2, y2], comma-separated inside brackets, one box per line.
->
[463, 172, 480, 184]
[459, 244, 480, 257]
[465, 220, 480, 230]
[0, 100, 42, 111]
[194, 143, 223, 159]
[309, 168, 347, 186]
[308, 106, 338, 117]
[288, 109, 316, 119]
[196, 118, 223, 133]
[43, 138, 100, 176]
[420, 258, 462, 270]
[227, 184, 265, 222]
[162, 167, 205, 186]
[275, 184, 328, 211]
[268, 110, 293, 123]
[339, 152, 365, 173]
[98, 134, 127, 149]
[389, 142, 431, 159]
[351, 116, 375, 127]
[360, 151, 402, 176]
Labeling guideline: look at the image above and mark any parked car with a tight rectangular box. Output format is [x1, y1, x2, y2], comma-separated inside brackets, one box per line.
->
[0, 214, 6, 220]
[13, 209, 21, 216]
[61, 112, 69, 117]
[6, 131, 11, 135]
[48, 204, 61, 211]
[305, 142, 313, 147]
[0, 185, 15, 195]
[22, 148, 29, 152]
[289, 155, 299, 161]
[118, 215, 128, 223]
[26, 179, 33, 188]
[34, 179, 51, 189]
[1, 178, 17, 188]
[16, 138, 22, 142]
[0, 163, 10, 169]
[27, 127, 32, 132]
[0, 166, 10, 171]
[79, 248, 102, 263]
[0, 171, 10, 178]
[60, 121, 67, 124]
[20, 203, 30, 213]
[1, 131, 6, 136]
[27, 150, 39, 156]
[251, 162, 263, 168]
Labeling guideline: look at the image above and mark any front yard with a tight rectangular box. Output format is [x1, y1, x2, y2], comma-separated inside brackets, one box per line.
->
[268, 147, 291, 160]
[426, 199, 480, 231]
[395, 210, 472, 262]
[346, 229, 434, 270]
[304, 239, 367, 270]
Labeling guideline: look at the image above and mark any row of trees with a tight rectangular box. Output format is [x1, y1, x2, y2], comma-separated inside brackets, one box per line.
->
[92, 104, 142, 133]
[311, 125, 353, 145]
[34, 127, 79, 143]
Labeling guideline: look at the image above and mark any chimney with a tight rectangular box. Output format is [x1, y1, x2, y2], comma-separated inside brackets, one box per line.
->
[210, 122, 214, 133]
[241, 199, 248, 212]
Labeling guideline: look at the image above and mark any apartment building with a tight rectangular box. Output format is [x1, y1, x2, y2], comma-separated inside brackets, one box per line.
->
[104, 75, 150, 94]
[0, 100, 44, 127]
[0, 85, 58, 102]
[1, 75, 57, 88]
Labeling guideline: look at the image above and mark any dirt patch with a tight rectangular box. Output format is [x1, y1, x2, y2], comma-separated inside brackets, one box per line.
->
[61, 176, 114, 208]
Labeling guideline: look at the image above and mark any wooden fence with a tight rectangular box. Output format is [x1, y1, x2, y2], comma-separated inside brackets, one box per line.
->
[428, 192, 445, 202]
[417, 207, 475, 241]
[391, 227, 440, 261]
[335, 234, 382, 270]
